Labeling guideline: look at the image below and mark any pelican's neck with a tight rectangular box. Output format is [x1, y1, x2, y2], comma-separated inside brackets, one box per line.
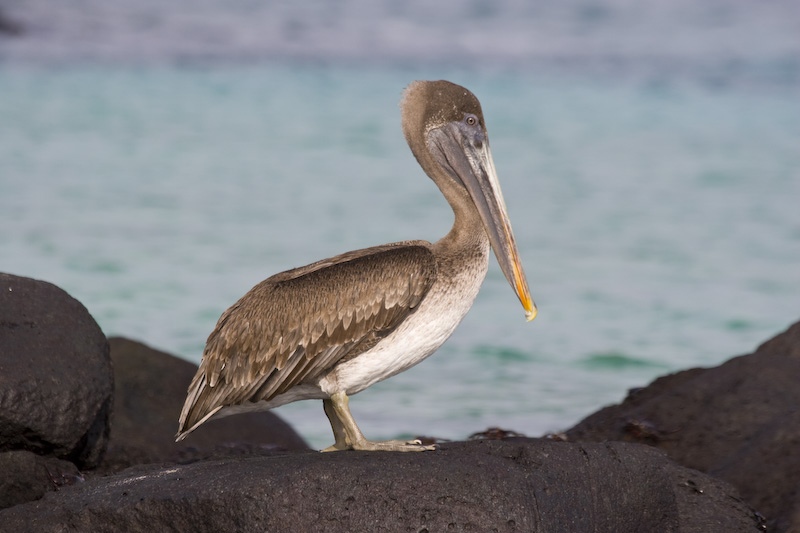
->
[401, 100, 490, 259]
[432, 183, 491, 268]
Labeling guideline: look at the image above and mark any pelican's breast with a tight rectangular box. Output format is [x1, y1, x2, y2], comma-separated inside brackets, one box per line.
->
[319, 237, 490, 396]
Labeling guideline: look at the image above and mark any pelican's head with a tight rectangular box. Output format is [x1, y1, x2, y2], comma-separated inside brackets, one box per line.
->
[401, 80, 536, 321]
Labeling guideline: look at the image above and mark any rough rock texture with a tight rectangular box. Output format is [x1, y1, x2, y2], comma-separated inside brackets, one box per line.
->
[0, 451, 83, 509]
[0, 273, 112, 469]
[0, 440, 762, 532]
[567, 320, 800, 532]
[100, 337, 310, 473]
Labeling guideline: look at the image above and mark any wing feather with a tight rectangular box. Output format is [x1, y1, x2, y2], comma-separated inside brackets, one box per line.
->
[176, 241, 437, 440]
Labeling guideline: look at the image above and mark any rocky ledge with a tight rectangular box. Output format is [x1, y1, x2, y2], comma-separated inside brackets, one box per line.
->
[0, 439, 760, 532]
[2, 272, 797, 531]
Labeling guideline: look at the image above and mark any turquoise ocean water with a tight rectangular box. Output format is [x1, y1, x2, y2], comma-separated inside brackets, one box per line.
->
[1, 1, 798, 448]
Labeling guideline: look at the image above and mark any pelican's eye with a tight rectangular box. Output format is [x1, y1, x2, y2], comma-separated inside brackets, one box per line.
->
[462, 113, 483, 148]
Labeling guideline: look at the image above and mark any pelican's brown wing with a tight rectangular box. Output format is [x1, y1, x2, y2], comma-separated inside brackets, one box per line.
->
[176, 241, 437, 440]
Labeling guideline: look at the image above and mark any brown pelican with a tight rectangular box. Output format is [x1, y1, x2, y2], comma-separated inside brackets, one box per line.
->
[176, 80, 536, 452]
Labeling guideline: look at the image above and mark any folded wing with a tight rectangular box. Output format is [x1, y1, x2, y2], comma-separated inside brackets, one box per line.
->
[176, 241, 437, 439]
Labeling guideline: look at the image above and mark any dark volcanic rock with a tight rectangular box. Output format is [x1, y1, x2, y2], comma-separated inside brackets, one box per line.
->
[0, 440, 762, 532]
[0, 451, 83, 509]
[101, 337, 309, 472]
[567, 320, 800, 532]
[0, 273, 112, 469]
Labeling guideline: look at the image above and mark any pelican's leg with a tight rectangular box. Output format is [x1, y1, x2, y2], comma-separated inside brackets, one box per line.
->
[321, 397, 351, 452]
[322, 391, 435, 452]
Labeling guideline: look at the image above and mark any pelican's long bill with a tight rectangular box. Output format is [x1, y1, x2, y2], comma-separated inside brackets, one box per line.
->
[427, 121, 537, 321]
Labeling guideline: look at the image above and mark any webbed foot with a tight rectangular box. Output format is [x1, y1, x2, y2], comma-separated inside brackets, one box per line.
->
[320, 393, 437, 452]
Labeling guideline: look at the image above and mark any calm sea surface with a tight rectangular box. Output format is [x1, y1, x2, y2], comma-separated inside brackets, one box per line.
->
[1, 1, 798, 448]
